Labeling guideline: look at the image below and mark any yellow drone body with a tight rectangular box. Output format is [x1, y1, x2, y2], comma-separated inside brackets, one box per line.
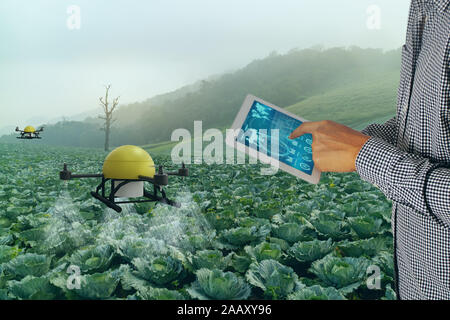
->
[102, 145, 155, 180]
[24, 126, 36, 133]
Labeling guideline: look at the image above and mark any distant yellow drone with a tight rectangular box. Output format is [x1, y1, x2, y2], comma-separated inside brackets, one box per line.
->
[15, 126, 44, 139]
[59, 145, 189, 212]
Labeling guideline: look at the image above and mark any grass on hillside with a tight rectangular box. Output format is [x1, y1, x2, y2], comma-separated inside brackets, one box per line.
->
[285, 72, 398, 129]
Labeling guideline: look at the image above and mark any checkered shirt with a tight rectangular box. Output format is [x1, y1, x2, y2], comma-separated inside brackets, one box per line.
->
[355, 0, 450, 300]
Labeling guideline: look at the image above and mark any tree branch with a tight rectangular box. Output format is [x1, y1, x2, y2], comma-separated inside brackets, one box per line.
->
[99, 97, 107, 113]
[110, 96, 120, 113]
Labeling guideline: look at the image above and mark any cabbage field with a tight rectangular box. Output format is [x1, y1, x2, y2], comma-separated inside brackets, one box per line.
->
[0, 142, 396, 300]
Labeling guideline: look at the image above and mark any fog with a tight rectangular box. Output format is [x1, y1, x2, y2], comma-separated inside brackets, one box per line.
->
[0, 0, 410, 130]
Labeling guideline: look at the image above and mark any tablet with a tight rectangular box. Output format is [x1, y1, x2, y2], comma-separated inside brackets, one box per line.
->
[227, 94, 321, 184]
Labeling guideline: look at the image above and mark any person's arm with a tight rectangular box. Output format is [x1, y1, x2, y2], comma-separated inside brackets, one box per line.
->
[360, 117, 398, 146]
[356, 137, 450, 227]
[289, 121, 450, 227]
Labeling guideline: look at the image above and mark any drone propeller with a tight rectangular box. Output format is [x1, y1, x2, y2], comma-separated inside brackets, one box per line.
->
[167, 162, 189, 177]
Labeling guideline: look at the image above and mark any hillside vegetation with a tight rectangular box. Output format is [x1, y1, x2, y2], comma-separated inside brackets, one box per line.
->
[285, 72, 398, 129]
[1, 47, 400, 149]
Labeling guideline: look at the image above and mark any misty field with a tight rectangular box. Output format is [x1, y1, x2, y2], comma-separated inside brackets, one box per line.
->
[0, 143, 395, 300]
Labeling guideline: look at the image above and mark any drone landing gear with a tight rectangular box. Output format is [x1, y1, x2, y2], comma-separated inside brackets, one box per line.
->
[91, 191, 122, 212]
[92, 177, 180, 213]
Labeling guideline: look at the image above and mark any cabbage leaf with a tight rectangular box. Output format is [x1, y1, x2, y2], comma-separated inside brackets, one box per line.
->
[188, 268, 251, 300]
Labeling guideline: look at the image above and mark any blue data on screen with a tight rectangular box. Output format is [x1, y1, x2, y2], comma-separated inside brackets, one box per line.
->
[237, 101, 314, 175]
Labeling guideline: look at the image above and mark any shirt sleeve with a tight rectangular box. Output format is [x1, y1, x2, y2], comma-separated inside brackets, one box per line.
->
[360, 117, 398, 146]
[355, 137, 450, 227]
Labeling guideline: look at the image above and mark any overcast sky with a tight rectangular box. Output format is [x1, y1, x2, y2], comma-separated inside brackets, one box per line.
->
[0, 0, 410, 129]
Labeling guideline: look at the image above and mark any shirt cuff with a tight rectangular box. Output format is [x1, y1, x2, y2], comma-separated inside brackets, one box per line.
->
[355, 137, 402, 198]
[426, 167, 450, 222]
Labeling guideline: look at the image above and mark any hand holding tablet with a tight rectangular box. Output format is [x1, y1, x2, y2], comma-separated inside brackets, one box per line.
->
[227, 94, 321, 184]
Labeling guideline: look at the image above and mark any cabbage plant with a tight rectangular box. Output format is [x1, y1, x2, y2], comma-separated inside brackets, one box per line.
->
[289, 239, 334, 263]
[68, 244, 114, 273]
[117, 237, 168, 262]
[230, 253, 252, 274]
[244, 242, 284, 262]
[76, 271, 120, 299]
[119, 265, 186, 300]
[0, 289, 8, 300]
[372, 251, 394, 280]
[137, 286, 186, 300]
[272, 220, 317, 244]
[0, 231, 13, 246]
[219, 225, 270, 248]
[309, 255, 370, 293]
[382, 284, 397, 300]
[348, 216, 384, 239]
[336, 237, 391, 258]
[7, 276, 58, 300]
[188, 268, 251, 300]
[309, 211, 350, 241]
[0, 245, 21, 264]
[132, 255, 183, 285]
[246, 259, 298, 299]
[252, 202, 280, 219]
[4, 253, 52, 278]
[189, 249, 232, 271]
[288, 284, 346, 300]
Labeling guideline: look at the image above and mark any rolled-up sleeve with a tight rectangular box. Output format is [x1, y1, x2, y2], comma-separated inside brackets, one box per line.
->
[356, 137, 450, 228]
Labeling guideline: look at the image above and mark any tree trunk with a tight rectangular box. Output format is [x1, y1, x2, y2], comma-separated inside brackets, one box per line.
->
[104, 119, 110, 151]
[99, 85, 119, 152]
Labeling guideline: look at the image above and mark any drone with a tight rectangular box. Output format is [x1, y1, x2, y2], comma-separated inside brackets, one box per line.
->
[16, 126, 44, 139]
[59, 145, 189, 213]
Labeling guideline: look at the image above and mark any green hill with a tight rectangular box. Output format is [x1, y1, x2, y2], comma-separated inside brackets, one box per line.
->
[285, 71, 398, 130]
[117, 47, 400, 146]
[1, 47, 401, 149]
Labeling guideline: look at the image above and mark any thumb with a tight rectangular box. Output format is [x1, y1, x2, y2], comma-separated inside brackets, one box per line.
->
[289, 122, 318, 139]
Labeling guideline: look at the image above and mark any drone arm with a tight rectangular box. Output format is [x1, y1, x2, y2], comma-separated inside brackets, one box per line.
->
[71, 173, 103, 179]
[60, 163, 102, 180]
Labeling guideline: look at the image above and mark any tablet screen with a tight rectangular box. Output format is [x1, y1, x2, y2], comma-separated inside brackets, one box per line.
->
[236, 100, 314, 175]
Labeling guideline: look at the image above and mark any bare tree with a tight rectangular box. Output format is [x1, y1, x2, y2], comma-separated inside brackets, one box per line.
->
[99, 85, 120, 151]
